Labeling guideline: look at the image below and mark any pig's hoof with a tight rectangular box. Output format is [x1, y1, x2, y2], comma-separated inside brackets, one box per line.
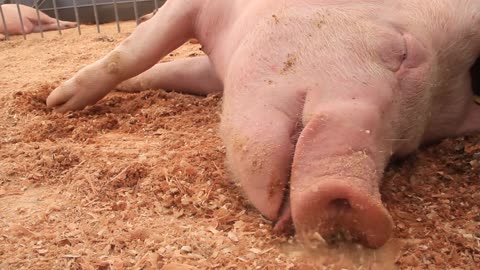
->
[59, 21, 77, 29]
[291, 177, 393, 248]
[0, 34, 5, 41]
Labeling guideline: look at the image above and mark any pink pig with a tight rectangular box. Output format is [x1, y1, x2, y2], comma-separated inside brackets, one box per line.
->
[46, 0, 480, 248]
[0, 4, 76, 40]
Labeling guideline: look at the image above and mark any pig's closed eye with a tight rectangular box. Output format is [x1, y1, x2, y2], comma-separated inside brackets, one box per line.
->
[397, 33, 428, 70]
[397, 45, 408, 70]
[379, 34, 408, 72]
[400, 36, 408, 62]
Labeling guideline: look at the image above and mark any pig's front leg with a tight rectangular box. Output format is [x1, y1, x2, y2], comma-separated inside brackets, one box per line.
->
[116, 56, 223, 95]
[46, 0, 204, 112]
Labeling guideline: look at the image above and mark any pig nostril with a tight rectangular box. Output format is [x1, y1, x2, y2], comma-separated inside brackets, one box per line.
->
[329, 198, 351, 212]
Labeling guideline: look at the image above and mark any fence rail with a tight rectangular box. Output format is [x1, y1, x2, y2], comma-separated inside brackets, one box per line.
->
[0, 0, 163, 40]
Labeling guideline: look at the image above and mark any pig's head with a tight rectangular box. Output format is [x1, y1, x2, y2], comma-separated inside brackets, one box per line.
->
[219, 5, 477, 248]
[45, 0, 479, 250]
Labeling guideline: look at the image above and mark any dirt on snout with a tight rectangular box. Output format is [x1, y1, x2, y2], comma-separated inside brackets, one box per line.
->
[0, 22, 479, 270]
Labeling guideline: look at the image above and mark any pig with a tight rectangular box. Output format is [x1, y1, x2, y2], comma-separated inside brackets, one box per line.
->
[0, 4, 76, 39]
[46, 0, 480, 248]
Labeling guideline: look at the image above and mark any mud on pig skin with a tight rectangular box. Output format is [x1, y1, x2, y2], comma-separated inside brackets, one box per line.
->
[46, 0, 480, 248]
[0, 4, 76, 40]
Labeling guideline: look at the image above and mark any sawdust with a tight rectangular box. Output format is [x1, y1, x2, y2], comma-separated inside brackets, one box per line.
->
[0, 21, 479, 269]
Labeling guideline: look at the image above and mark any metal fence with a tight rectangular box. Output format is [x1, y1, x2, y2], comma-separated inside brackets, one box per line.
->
[0, 0, 164, 40]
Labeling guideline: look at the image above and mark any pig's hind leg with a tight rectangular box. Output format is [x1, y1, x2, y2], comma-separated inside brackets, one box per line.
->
[117, 56, 223, 96]
[31, 21, 76, 32]
[35, 9, 77, 30]
[31, 22, 64, 32]
[47, 0, 205, 112]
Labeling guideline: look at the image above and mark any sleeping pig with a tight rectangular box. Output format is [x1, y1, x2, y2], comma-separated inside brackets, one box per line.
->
[0, 4, 76, 40]
[46, 0, 480, 248]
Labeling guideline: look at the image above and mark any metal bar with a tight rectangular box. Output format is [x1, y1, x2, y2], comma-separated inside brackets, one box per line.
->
[0, 4, 9, 40]
[113, 0, 120, 33]
[72, 0, 81, 35]
[39, 0, 155, 12]
[51, 0, 62, 35]
[154, 0, 158, 11]
[91, 0, 100, 33]
[36, 0, 48, 8]
[133, 0, 138, 25]
[34, 1, 44, 38]
[15, 1, 26, 40]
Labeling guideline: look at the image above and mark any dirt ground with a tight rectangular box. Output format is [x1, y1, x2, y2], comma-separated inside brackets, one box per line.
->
[0, 22, 479, 270]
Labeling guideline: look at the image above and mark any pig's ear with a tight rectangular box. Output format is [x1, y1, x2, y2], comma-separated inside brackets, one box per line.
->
[220, 87, 305, 221]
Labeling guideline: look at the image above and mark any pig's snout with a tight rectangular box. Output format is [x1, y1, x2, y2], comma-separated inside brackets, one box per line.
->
[290, 101, 394, 248]
[291, 176, 393, 248]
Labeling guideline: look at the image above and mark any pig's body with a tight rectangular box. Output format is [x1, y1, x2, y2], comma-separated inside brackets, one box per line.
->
[47, 0, 480, 248]
[0, 4, 76, 39]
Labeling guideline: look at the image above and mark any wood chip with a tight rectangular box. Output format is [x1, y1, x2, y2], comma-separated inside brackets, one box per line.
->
[180, 246, 192, 253]
[227, 231, 239, 242]
[161, 263, 198, 270]
[63, 254, 81, 258]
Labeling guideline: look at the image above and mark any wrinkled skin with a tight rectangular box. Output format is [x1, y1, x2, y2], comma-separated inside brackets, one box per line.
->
[46, 0, 480, 248]
[0, 4, 76, 40]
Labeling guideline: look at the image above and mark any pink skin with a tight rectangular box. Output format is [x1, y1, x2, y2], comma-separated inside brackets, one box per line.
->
[0, 4, 76, 37]
[46, 0, 480, 248]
